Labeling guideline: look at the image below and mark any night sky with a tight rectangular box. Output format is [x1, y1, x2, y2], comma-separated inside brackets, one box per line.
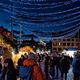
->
[0, 0, 80, 41]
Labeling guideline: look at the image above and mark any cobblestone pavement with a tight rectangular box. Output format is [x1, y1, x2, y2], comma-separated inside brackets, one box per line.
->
[67, 67, 73, 80]
[49, 66, 73, 80]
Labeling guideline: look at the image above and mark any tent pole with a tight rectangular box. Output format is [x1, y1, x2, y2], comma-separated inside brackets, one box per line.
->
[51, 38, 53, 53]
[10, 1, 13, 40]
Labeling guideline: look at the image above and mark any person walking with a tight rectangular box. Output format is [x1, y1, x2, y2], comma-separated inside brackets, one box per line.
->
[1, 58, 18, 80]
[72, 51, 80, 80]
[0, 58, 2, 79]
[60, 55, 71, 80]
[22, 52, 46, 80]
[49, 55, 55, 79]
[44, 54, 50, 80]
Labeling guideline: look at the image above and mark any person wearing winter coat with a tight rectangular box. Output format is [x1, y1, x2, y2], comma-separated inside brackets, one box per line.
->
[1, 58, 18, 80]
[59, 55, 71, 80]
[18, 55, 25, 67]
[72, 57, 80, 80]
[44, 54, 50, 79]
[0, 58, 2, 73]
[23, 52, 46, 80]
[49, 56, 55, 79]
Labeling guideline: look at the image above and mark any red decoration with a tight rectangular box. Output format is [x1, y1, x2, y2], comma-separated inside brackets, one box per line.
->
[7, 32, 11, 36]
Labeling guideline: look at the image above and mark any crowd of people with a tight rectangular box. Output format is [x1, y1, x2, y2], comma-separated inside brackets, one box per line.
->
[0, 51, 80, 80]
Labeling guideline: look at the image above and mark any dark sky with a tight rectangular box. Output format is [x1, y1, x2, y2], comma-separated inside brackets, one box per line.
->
[0, 0, 80, 41]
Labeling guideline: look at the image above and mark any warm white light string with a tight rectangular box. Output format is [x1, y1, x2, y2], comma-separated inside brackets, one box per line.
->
[35, 28, 79, 39]
[29, 26, 79, 36]
[0, 0, 80, 40]
[1, 3, 79, 15]
[29, 23, 80, 33]
[0, 2, 80, 22]
[0, 1, 80, 15]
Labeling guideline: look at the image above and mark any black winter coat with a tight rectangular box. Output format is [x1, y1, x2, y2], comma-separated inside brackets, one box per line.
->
[1, 68, 17, 80]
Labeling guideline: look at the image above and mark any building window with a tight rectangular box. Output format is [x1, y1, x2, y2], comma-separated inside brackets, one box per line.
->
[67, 43, 70, 46]
[54, 39, 56, 41]
[67, 39, 70, 41]
[72, 43, 74, 46]
[76, 39, 79, 41]
[63, 43, 66, 46]
[63, 39, 66, 41]
[58, 42, 61, 46]
[72, 39, 74, 41]
[53, 48, 57, 50]
[53, 42, 57, 46]
[58, 39, 61, 41]
[76, 43, 79, 46]
[58, 48, 62, 51]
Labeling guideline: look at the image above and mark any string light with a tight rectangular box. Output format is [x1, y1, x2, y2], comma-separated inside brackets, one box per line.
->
[0, 0, 80, 41]
[30, 27, 79, 36]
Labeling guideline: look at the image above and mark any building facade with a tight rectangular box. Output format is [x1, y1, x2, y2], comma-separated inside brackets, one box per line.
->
[52, 38, 80, 52]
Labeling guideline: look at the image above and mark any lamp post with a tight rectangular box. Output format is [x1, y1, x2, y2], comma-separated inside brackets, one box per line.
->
[12, 22, 23, 51]
[19, 24, 22, 45]
[10, 0, 14, 41]
[51, 32, 53, 53]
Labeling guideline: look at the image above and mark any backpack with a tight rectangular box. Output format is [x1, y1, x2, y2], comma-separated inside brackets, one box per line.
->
[19, 66, 34, 80]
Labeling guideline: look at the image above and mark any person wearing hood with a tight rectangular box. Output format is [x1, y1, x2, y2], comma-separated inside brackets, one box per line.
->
[23, 52, 46, 80]
[1, 58, 18, 80]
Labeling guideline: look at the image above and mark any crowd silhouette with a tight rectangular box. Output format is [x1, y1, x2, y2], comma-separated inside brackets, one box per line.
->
[0, 51, 80, 80]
